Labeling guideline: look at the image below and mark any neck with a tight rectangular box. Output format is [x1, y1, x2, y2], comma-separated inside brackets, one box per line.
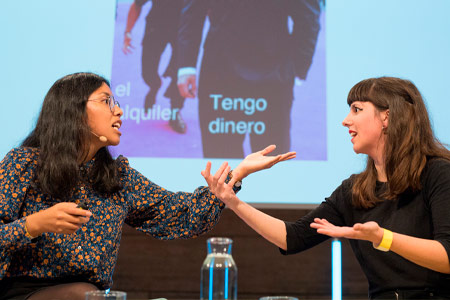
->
[79, 141, 100, 164]
[373, 156, 387, 182]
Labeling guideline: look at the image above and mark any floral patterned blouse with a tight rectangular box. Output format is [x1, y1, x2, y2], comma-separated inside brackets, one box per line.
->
[0, 147, 225, 289]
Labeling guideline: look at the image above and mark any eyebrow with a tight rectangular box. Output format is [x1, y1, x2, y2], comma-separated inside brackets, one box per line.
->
[94, 92, 112, 98]
[350, 102, 363, 108]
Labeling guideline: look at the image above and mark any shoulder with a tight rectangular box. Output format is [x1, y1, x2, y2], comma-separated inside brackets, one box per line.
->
[2, 147, 39, 165]
[326, 176, 354, 203]
[115, 155, 130, 171]
[0, 147, 39, 182]
[336, 176, 354, 193]
[421, 157, 450, 193]
[114, 155, 135, 181]
[423, 157, 450, 179]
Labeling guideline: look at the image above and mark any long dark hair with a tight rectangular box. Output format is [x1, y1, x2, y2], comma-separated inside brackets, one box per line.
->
[22, 72, 122, 199]
[347, 77, 450, 208]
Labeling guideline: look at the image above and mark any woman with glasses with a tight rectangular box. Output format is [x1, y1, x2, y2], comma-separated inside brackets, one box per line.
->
[0, 72, 295, 299]
[206, 77, 450, 299]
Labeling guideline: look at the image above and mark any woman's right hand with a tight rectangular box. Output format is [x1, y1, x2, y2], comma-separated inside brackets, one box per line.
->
[26, 202, 92, 236]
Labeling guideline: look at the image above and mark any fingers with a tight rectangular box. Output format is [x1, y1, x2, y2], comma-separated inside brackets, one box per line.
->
[260, 144, 276, 156]
[213, 162, 229, 181]
[67, 206, 92, 218]
[64, 214, 90, 226]
[279, 151, 297, 162]
[122, 43, 134, 55]
[201, 161, 212, 178]
[220, 165, 231, 184]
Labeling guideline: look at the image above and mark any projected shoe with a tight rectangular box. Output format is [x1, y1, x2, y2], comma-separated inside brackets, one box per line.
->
[169, 111, 187, 134]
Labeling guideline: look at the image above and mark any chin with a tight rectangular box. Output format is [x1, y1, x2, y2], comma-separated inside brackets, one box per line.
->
[109, 139, 121, 146]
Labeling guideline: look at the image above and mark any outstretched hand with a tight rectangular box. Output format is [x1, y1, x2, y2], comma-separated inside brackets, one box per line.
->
[310, 218, 384, 245]
[234, 145, 296, 180]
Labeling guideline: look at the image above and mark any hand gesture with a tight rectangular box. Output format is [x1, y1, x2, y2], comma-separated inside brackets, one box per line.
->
[310, 218, 384, 245]
[234, 145, 296, 180]
[26, 202, 92, 236]
[122, 34, 135, 54]
[201, 162, 240, 208]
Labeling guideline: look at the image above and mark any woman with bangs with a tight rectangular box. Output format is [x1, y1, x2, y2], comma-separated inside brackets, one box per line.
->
[206, 77, 450, 299]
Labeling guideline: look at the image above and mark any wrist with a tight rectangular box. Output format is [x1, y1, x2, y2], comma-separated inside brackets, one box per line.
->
[373, 228, 393, 252]
[124, 31, 132, 39]
[232, 166, 246, 181]
[226, 195, 242, 211]
[25, 214, 43, 238]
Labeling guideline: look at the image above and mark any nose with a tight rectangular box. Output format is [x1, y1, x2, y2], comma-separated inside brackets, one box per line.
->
[342, 112, 351, 127]
[114, 104, 123, 117]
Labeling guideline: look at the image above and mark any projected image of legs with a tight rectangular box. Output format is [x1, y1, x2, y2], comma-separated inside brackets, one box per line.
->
[111, 0, 326, 160]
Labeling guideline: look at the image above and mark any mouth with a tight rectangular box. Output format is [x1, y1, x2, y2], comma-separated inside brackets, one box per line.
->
[349, 130, 357, 141]
[112, 121, 122, 134]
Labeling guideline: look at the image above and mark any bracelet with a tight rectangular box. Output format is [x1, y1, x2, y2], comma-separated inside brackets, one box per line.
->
[373, 228, 393, 252]
[24, 222, 37, 239]
[125, 32, 132, 39]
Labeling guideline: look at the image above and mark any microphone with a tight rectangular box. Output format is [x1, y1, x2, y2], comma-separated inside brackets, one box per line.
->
[91, 131, 108, 143]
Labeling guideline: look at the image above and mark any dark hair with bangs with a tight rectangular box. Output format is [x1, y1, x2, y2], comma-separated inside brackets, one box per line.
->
[21, 72, 122, 199]
[347, 77, 450, 208]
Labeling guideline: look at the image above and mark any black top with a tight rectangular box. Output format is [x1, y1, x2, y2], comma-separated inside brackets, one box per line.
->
[284, 158, 450, 297]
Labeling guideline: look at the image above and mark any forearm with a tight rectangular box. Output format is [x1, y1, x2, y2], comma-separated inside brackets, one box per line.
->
[390, 232, 450, 274]
[229, 199, 287, 250]
[125, 2, 141, 34]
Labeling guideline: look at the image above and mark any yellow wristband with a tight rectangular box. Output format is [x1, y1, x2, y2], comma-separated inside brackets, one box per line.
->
[374, 228, 393, 252]
[24, 223, 37, 239]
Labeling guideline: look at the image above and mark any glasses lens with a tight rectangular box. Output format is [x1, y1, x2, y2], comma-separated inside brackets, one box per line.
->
[112, 97, 119, 110]
[105, 96, 114, 111]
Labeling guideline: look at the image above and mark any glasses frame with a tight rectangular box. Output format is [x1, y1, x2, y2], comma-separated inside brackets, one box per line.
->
[87, 95, 120, 112]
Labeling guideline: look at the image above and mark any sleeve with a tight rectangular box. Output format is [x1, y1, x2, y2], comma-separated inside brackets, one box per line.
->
[289, 0, 322, 79]
[177, 0, 208, 69]
[0, 148, 38, 276]
[117, 156, 225, 240]
[424, 159, 450, 263]
[282, 179, 351, 255]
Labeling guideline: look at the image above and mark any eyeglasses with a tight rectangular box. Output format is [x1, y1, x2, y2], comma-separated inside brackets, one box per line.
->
[88, 95, 120, 112]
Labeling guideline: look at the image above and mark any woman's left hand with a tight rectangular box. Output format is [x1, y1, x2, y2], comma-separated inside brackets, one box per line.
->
[310, 218, 384, 245]
[201, 162, 240, 208]
[234, 145, 296, 180]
